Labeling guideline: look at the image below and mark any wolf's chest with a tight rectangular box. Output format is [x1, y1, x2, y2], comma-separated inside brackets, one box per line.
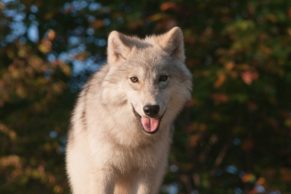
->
[110, 144, 165, 173]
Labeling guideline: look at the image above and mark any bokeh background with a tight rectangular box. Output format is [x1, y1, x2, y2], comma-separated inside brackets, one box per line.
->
[1, 0, 291, 193]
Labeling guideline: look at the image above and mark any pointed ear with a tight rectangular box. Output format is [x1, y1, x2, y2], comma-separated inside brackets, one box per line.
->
[107, 31, 133, 64]
[157, 27, 185, 61]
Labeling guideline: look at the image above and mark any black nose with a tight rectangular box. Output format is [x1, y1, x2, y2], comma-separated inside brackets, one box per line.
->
[143, 105, 160, 117]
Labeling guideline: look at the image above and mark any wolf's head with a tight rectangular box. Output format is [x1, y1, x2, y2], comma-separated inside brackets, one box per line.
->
[101, 27, 192, 135]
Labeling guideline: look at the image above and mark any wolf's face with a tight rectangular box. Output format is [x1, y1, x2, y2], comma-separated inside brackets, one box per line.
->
[102, 27, 192, 134]
[125, 51, 175, 134]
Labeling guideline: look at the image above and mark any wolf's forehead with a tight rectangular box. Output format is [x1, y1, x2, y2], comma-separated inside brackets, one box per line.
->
[129, 47, 169, 66]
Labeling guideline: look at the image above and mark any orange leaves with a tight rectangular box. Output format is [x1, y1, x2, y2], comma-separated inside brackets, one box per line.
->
[256, 177, 267, 186]
[0, 155, 22, 182]
[58, 61, 71, 76]
[224, 61, 235, 71]
[288, 7, 291, 19]
[147, 2, 181, 29]
[0, 154, 64, 193]
[29, 56, 45, 70]
[0, 155, 21, 169]
[51, 82, 65, 94]
[241, 172, 256, 183]
[91, 19, 104, 29]
[214, 61, 235, 89]
[0, 122, 17, 141]
[47, 29, 56, 41]
[187, 122, 208, 148]
[39, 39, 52, 54]
[15, 84, 27, 98]
[74, 51, 89, 61]
[214, 73, 226, 88]
[38, 29, 56, 54]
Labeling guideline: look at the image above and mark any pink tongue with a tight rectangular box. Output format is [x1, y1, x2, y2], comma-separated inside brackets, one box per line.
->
[141, 117, 160, 133]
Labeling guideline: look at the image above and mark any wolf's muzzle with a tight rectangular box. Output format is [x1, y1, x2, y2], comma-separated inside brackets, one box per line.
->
[131, 104, 166, 134]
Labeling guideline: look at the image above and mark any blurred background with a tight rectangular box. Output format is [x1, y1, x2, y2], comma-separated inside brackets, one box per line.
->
[0, 0, 290, 193]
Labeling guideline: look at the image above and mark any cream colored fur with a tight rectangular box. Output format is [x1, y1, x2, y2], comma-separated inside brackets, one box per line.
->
[66, 27, 192, 194]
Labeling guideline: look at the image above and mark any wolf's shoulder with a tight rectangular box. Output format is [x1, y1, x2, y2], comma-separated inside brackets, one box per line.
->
[90, 64, 110, 84]
[82, 64, 110, 92]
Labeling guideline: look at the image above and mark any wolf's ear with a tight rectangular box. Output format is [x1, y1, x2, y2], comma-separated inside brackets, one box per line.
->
[157, 27, 185, 61]
[107, 31, 134, 64]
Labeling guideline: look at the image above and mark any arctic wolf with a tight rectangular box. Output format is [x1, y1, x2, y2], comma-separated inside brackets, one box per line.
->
[66, 27, 192, 194]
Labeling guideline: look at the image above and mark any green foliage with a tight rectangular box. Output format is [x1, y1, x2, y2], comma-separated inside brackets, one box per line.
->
[0, 0, 290, 193]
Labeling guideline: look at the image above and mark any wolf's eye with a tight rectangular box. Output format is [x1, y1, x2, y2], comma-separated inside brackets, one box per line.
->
[130, 76, 139, 83]
[158, 75, 168, 82]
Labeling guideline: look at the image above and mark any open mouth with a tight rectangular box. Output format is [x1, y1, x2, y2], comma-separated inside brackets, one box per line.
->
[132, 105, 165, 134]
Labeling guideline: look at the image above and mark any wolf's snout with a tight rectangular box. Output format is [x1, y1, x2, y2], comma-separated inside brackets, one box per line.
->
[143, 105, 160, 117]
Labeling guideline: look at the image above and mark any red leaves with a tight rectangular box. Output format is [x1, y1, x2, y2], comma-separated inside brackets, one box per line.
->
[241, 70, 259, 85]
[160, 2, 178, 12]
[242, 138, 254, 153]
[214, 62, 259, 89]
[212, 93, 229, 104]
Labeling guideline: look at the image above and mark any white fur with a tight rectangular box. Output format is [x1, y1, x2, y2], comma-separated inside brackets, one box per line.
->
[66, 27, 192, 194]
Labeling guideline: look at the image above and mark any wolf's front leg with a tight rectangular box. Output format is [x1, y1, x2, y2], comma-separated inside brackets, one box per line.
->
[136, 167, 166, 194]
[88, 169, 115, 194]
